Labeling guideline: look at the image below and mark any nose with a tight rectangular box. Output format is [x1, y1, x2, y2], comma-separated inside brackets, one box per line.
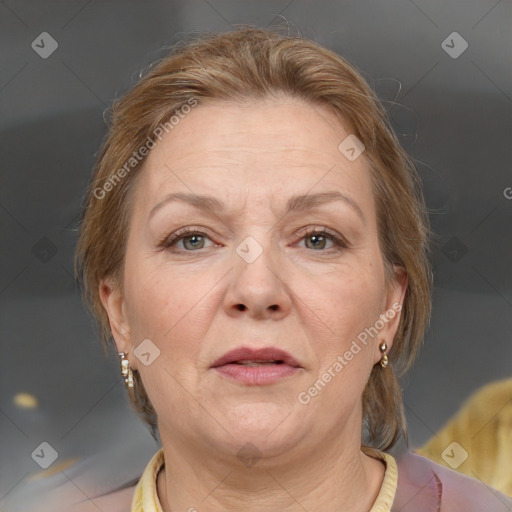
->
[223, 239, 292, 321]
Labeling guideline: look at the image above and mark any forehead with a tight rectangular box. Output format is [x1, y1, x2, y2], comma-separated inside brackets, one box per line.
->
[132, 97, 375, 216]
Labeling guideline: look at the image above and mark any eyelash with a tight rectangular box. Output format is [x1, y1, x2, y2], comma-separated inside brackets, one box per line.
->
[158, 227, 348, 253]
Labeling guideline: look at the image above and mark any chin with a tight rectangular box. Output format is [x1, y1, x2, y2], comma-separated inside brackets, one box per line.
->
[211, 433, 305, 468]
[217, 402, 306, 457]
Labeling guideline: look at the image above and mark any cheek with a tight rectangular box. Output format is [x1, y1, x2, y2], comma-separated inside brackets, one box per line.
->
[123, 260, 217, 355]
[123, 265, 213, 412]
[299, 260, 386, 393]
[312, 266, 383, 337]
[299, 270, 383, 408]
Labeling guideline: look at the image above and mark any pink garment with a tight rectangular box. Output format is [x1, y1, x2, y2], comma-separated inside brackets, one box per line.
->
[10, 448, 512, 511]
[392, 448, 512, 511]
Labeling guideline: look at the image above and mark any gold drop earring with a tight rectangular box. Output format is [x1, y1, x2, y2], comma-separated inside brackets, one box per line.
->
[379, 342, 389, 368]
[118, 352, 134, 388]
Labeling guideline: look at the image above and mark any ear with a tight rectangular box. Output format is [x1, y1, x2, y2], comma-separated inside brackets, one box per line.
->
[99, 276, 137, 369]
[375, 265, 408, 361]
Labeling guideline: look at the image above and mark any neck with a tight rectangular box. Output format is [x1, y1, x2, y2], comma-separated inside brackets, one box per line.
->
[156, 430, 385, 512]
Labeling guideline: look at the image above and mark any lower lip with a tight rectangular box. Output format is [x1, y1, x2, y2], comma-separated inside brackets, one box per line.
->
[213, 363, 300, 385]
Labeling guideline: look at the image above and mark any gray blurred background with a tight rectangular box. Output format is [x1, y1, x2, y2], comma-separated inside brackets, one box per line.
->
[1, 1, 511, 510]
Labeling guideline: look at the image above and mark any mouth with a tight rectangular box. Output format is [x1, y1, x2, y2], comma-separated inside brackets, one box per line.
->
[211, 347, 302, 385]
[211, 347, 301, 369]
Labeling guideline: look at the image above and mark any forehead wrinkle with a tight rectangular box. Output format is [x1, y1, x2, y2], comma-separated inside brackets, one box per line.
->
[148, 189, 366, 230]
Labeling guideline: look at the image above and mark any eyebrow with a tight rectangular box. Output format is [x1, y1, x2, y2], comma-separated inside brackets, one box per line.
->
[148, 190, 366, 225]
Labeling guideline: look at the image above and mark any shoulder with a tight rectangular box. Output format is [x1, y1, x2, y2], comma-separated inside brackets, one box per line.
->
[417, 377, 512, 496]
[394, 450, 512, 512]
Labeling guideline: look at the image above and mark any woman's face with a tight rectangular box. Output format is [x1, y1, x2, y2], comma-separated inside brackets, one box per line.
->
[101, 96, 406, 462]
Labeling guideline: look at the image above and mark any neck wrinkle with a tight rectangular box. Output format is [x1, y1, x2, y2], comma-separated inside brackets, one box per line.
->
[155, 444, 386, 512]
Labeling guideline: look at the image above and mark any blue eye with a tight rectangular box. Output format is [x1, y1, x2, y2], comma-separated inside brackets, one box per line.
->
[297, 228, 348, 251]
[160, 228, 213, 251]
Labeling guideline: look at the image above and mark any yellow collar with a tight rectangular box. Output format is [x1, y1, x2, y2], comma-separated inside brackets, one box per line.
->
[131, 448, 397, 512]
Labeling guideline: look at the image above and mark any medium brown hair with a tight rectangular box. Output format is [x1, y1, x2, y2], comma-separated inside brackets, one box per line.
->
[74, 26, 433, 450]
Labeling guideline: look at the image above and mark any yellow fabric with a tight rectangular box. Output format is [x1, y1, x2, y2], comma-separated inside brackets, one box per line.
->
[132, 450, 164, 512]
[417, 377, 512, 497]
[131, 448, 397, 512]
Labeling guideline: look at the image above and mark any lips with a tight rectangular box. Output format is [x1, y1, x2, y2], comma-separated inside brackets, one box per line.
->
[211, 346, 301, 369]
[211, 346, 302, 385]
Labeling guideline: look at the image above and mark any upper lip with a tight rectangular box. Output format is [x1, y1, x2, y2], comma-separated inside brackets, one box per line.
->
[211, 346, 302, 368]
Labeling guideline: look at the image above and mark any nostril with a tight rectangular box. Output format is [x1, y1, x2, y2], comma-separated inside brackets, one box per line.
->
[236, 304, 246, 311]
